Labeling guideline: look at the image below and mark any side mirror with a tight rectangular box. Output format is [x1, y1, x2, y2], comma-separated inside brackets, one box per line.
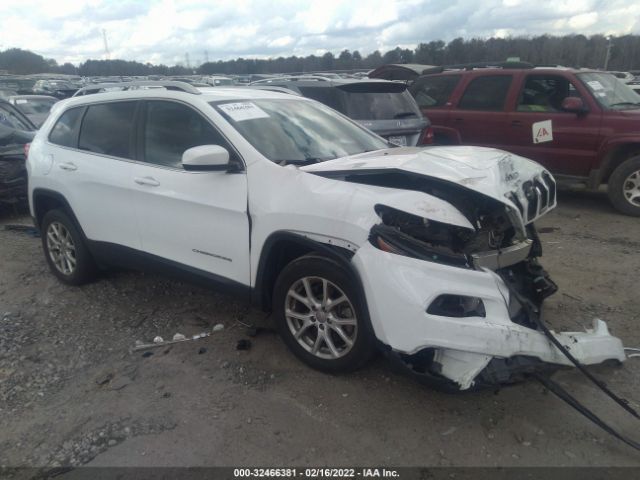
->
[182, 145, 230, 171]
[561, 97, 587, 114]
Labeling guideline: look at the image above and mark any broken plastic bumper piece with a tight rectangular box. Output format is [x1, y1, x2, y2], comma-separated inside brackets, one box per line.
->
[352, 242, 626, 390]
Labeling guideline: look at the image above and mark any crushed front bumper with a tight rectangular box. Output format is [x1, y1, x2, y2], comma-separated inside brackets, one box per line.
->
[352, 242, 626, 390]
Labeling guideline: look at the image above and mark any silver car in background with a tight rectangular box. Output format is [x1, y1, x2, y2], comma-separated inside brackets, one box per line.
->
[250, 76, 433, 146]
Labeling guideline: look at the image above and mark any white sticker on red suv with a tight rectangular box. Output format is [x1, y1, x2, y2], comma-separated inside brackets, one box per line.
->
[218, 102, 270, 122]
[532, 120, 553, 144]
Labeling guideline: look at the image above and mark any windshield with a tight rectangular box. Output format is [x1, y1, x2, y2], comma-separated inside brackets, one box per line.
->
[344, 90, 421, 120]
[0, 105, 33, 130]
[212, 99, 389, 164]
[48, 81, 74, 89]
[578, 72, 640, 109]
[14, 98, 56, 115]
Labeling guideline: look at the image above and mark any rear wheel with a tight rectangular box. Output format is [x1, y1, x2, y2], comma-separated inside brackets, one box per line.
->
[41, 209, 96, 285]
[608, 156, 640, 216]
[273, 255, 376, 372]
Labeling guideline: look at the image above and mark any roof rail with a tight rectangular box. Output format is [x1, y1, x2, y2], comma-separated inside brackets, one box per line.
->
[420, 61, 535, 76]
[73, 80, 202, 97]
[249, 75, 334, 85]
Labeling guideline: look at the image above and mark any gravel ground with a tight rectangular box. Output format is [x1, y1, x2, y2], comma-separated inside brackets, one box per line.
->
[0, 189, 639, 475]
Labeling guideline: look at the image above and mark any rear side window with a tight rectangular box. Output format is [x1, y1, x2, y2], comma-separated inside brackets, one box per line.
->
[411, 75, 461, 108]
[458, 75, 513, 111]
[49, 107, 83, 148]
[143, 101, 231, 169]
[79, 101, 137, 159]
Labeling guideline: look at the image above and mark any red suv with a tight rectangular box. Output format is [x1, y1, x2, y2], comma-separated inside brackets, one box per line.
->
[410, 65, 640, 216]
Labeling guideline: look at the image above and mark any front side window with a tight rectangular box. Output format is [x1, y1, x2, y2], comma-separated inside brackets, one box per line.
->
[517, 75, 582, 112]
[78, 101, 137, 159]
[143, 101, 231, 169]
[578, 72, 640, 110]
[213, 99, 388, 164]
[458, 75, 513, 111]
[410, 75, 461, 108]
[49, 107, 83, 148]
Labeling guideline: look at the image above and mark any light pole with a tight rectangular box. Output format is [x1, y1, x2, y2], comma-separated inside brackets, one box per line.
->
[604, 36, 613, 70]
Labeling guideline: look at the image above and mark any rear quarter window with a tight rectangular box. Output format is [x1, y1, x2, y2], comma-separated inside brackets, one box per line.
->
[458, 75, 513, 111]
[48, 107, 83, 148]
[410, 75, 461, 108]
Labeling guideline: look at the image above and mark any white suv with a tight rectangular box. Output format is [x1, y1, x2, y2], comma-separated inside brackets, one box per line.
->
[27, 81, 625, 391]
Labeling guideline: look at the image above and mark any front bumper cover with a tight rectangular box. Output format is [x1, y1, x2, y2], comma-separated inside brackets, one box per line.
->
[352, 241, 626, 390]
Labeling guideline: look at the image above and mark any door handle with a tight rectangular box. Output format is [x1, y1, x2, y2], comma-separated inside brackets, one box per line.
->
[453, 118, 463, 123]
[134, 176, 160, 187]
[58, 162, 77, 171]
[511, 120, 523, 127]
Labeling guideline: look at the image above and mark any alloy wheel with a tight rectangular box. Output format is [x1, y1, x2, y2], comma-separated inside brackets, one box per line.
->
[46, 221, 77, 275]
[284, 276, 358, 360]
[623, 170, 640, 207]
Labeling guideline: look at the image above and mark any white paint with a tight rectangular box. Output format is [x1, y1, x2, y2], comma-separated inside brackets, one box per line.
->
[217, 102, 269, 122]
[532, 119, 553, 144]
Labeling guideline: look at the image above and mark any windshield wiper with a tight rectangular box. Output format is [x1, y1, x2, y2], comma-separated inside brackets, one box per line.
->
[279, 157, 336, 166]
[393, 111, 418, 119]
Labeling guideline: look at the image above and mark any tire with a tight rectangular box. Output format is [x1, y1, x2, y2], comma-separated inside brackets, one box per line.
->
[272, 254, 376, 373]
[41, 209, 97, 285]
[608, 155, 640, 217]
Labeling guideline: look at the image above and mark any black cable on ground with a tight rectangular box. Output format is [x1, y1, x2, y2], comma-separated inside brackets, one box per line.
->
[531, 308, 640, 420]
[506, 280, 640, 420]
[533, 373, 640, 451]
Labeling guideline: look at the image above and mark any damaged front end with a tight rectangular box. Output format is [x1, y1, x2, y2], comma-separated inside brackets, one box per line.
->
[348, 170, 625, 392]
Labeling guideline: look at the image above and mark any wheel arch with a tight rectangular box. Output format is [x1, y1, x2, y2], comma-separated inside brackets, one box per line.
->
[594, 141, 640, 187]
[252, 231, 364, 312]
[32, 188, 85, 237]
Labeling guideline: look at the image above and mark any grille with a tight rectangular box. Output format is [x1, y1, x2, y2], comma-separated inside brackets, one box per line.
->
[511, 174, 557, 223]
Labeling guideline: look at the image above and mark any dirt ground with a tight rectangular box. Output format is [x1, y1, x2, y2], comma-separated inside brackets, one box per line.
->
[0, 188, 639, 473]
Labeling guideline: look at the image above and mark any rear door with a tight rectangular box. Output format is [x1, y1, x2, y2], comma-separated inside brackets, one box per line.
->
[130, 99, 250, 285]
[447, 73, 514, 148]
[50, 101, 141, 249]
[409, 74, 462, 144]
[505, 73, 602, 176]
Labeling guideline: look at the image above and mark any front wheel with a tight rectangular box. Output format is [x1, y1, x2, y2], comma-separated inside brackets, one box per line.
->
[608, 156, 640, 216]
[272, 255, 376, 373]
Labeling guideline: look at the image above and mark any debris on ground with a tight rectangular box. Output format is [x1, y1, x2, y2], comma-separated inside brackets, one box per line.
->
[236, 339, 252, 351]
[141, 351, 154, 358]
[132, 332, 211, 352]
[212, 323, 224, 332]
[198, 347, 207, 355]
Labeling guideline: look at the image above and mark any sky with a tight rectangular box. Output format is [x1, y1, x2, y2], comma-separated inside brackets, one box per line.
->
[0, 0, 639, 66]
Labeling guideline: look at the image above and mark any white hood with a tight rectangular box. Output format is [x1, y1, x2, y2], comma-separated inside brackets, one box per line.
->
[301, 145, 556, 225]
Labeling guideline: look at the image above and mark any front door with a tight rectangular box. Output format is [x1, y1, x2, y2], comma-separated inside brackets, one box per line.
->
[505, 73, 602, 176]
[131, 100, 250, 286]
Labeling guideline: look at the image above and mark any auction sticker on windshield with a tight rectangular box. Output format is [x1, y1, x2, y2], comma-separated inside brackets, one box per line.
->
[532, 119, 553, 144]
[218, 102, 270, 121]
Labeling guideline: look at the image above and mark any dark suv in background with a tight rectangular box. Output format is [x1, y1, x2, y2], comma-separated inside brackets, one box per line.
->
[409, 64, 640, 216]
[0, 100, 36, 205]
[251, 76, 432, 146]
